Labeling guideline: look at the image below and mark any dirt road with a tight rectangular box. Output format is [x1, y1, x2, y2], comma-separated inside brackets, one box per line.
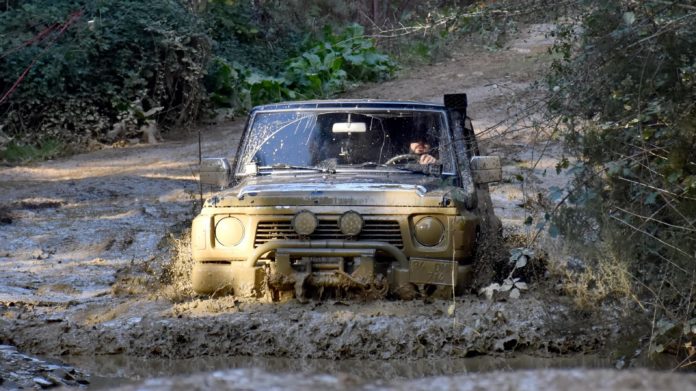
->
[0, 25, 659, 389]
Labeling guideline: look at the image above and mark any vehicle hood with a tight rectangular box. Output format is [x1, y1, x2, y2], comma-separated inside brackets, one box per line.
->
[205, 173, 469, 208]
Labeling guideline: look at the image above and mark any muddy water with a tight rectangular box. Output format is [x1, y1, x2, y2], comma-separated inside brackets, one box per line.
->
[72, 354, 605, 387]
[67, 354, 687, 390]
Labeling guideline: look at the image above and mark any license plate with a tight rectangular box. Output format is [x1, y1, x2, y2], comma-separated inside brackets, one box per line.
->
[409, 258, 456, 285]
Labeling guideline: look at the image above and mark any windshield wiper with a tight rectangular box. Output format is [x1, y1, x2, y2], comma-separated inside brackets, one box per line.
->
[259, 163, 335, 174]
[360, 162, 443, 176]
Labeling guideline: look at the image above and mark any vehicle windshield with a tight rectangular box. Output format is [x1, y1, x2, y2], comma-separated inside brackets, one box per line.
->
[237, 109, 456, 175]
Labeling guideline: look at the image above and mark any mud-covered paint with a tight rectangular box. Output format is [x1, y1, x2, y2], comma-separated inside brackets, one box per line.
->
[192, 99, 498, 298]
[205, 174, 462, 208]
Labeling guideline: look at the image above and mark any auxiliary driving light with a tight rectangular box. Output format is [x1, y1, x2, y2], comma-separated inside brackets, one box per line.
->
[338, 210, 363, 236]
[414, 216, 444, 246]
[292, 210, 318, 236]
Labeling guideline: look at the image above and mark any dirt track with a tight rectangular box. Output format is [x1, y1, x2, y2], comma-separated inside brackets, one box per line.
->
[0, 25, 660, 389]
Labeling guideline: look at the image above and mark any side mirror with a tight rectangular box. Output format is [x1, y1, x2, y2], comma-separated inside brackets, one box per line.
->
[200, 158, 231, 188]
[470, 156, 502, 184]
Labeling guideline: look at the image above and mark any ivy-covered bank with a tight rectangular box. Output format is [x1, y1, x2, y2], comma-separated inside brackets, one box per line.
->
[0, 0, 395, 159]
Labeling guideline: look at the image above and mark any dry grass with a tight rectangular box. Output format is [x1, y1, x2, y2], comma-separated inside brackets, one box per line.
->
[551, 251, 635, 310]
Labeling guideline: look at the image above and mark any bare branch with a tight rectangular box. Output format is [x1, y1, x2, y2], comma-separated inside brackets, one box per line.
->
[615, 206, 696, 232]
[609, 214, 694, 270]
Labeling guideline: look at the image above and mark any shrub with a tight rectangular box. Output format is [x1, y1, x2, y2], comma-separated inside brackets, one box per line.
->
[0, 0, 210, 145]
[546, 0, 696, 354]
[205, 24, 397, 112]
[0, 1, 398, 149]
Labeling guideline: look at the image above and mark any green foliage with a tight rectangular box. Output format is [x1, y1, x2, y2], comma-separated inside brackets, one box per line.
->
[285, 25, 396, 97]
[0, 138, 65, 163]
[547, 0, 696, 342]
[0, 0, 210, 146]
[202, 0, 304, 75]
[0, 1, 397, 151]
[205, 24, 397, 111]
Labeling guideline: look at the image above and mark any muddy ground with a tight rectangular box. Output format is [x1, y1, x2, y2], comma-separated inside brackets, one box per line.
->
[0, 24, 685, 389]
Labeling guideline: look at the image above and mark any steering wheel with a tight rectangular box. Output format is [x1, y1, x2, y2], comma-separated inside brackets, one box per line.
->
[385, 153, 419, 165]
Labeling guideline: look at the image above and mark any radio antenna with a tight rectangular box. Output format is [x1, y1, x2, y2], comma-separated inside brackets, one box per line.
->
[198, 129, 203, 211]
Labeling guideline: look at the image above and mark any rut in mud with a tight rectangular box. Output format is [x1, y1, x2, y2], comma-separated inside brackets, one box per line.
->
[0, 24, 648, 388]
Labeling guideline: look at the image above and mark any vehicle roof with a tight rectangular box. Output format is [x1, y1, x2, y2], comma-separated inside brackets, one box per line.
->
[251, 99, 446, 112]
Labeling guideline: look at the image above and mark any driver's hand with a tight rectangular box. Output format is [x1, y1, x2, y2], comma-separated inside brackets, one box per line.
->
[419, 154, 437, 164]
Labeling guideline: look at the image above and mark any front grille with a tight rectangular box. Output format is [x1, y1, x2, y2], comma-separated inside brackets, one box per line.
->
[254, 219, 403, 248]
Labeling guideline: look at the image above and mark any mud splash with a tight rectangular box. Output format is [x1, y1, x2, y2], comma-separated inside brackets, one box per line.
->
[2, 292, 622, 363]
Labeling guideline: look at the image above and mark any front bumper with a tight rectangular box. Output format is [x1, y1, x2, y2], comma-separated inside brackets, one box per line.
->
[191, 239, 472, 299]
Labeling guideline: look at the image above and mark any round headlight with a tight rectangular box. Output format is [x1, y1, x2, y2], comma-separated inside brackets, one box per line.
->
[292, 210, 318, 236]
[338, 211, 363, 236]
[414, 216, 444, 246]
[215, 216, 244, 247]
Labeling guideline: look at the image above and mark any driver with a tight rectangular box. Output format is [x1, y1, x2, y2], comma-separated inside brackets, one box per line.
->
[409, 136, 437, 164]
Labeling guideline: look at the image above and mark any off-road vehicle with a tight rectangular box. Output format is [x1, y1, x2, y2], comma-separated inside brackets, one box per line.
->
[193, 93, 501, 300]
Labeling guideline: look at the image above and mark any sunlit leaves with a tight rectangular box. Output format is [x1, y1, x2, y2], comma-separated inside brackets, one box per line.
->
[206, 23, 396, 111]
[479, 248, 533, 301]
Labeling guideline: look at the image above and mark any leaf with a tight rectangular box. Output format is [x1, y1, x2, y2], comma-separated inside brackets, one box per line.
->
[302, 52, 321, 67]
[245, 72, 265, 85]
[509, 288, 520, 299]
[479, 283, 500, 300]
[683, 175, 696, 190]
[623, 12, 636, 25]
[549, 223, 560, 238]
[667, 171, 681, 184]
[641, 129, 654, 140]
[555, 157, 570, 174]
[515, 282, 528, 291]
[500, 280, 514, 292]
[656, 319, 677, 336]
[447, 303, 456, 317]
[524, 216, 533, 225]
[515, 255, 528, 269]
[606, 161, 622, 176]
[644, 192, 658, 205]
[343, 53, 365, 65]
[548, 186, 564, 202]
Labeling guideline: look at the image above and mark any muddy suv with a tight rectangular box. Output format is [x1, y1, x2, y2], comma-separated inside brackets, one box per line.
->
[192, 94, 501, 300]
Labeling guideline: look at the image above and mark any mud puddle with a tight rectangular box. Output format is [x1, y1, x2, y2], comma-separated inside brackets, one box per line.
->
[70, 354, 610, 388]
[63, 354, 688, 390]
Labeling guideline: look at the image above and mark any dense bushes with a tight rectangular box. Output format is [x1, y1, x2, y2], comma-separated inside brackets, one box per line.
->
[0, 0, 210, 147]
[547, 0, 696, 353]
[0, 0, 396, 158]
[206, 24, 397, 112]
